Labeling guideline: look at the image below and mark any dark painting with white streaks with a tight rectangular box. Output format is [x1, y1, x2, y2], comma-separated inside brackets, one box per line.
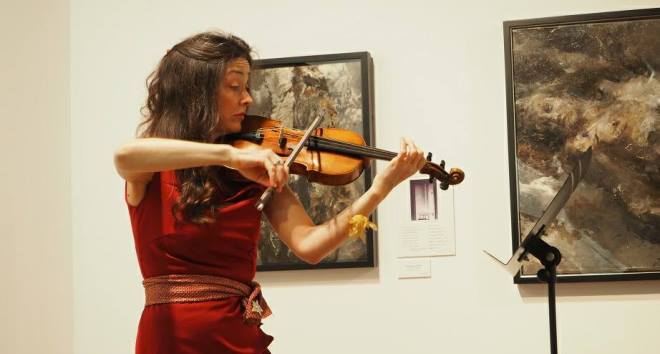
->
[248, 54, 375, 270]
[507, 11, 660, 281]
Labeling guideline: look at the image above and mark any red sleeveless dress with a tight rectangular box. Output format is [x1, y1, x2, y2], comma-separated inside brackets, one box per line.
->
[127, 171, 273, 354]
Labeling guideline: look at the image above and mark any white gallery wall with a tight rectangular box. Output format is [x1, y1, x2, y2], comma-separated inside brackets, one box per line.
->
[7, 0, 660, 353]
[2, 1, 71, 354]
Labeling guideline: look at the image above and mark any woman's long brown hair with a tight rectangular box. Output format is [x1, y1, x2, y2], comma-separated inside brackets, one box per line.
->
[139, 31, 253, 224]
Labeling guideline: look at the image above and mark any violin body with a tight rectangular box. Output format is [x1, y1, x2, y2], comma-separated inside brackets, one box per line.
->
[227, 116, 368, 185]
[224, 115, 465, 189]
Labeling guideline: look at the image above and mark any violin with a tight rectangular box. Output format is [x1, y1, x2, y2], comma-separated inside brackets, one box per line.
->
[224, 115, 465, 190]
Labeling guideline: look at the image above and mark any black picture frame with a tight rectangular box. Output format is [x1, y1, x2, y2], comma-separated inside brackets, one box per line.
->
[504, 8, 660, 283]
[248, 52, 376, 271]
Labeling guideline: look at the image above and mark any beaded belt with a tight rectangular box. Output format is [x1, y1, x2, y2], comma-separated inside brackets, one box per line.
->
[142, 274, 271, 325]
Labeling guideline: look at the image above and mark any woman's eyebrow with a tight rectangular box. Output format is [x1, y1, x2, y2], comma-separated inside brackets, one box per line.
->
[226, 70, 246, 76]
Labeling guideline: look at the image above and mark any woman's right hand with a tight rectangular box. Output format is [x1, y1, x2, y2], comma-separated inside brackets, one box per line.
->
[227, 148, 289, 191]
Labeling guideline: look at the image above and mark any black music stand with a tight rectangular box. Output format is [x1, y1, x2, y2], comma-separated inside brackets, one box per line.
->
[485, 147, 592, 354]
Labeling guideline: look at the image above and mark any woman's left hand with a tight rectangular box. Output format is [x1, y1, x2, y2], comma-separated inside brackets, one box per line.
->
[371, 138, 426, 195]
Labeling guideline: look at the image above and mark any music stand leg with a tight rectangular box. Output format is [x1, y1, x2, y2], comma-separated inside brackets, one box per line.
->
[529, 234, 561, 354]
[539, 264, 558, 354]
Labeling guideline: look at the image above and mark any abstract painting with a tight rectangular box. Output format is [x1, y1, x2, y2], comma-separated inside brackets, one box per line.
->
[247, 52, 376, 271]
[504, 8, 660, 282]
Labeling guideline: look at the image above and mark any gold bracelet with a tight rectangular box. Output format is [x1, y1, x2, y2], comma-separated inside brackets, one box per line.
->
[348, 214, 377, 242]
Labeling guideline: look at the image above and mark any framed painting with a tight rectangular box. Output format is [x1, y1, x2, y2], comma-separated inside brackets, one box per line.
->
[504, 8, 660, 282]
[248, 52, 376, 271]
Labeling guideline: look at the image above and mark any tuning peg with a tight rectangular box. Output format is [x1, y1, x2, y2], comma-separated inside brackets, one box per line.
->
[438, 160, 448, 188]
[426, 152, 435, 183]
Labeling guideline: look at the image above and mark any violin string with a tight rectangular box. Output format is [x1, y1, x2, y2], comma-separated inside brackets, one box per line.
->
[311, 137, 443, 175]
[311, 136, 397, 160]
[253, 128, 441, 173]
[255, 127, 395, 159]
[306, 134, 394, 159]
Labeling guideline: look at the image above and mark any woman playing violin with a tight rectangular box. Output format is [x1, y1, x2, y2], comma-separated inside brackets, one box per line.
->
[114, 31, 427, 354]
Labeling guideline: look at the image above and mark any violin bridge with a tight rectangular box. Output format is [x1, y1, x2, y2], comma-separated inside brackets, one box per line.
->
[278, 126, 287, 150]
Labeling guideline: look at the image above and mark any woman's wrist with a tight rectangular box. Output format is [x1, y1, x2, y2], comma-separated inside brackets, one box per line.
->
[369, 174, 394, 200]
[215, 144, 238, 168]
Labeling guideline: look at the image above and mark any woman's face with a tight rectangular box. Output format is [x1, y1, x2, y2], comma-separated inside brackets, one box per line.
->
[216, 58, 253, 135]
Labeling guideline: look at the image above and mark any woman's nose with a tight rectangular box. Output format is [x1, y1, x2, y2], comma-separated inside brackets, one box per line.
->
[242, 91, 253, 105]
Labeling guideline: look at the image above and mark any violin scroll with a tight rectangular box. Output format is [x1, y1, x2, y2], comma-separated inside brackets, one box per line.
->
[445, 168, 465, 189]
[421, 159, 465, 190]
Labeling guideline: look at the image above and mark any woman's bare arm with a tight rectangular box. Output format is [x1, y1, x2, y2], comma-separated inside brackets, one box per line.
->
[114, 137, 289, 206]
[264, 138, 426, 264]
[264, 181, 389, 264]
[113, 138, 234, 182]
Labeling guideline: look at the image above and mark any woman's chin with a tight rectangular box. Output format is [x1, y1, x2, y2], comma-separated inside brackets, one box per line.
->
[228, 122, 242, 133]
[214, 122, 242, 136]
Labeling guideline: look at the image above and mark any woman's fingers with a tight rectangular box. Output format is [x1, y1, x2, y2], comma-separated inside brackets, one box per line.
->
[404, 137, 414, 160]
[400, 138, 407, 161]
[412, 142, 425, 170]
[266, 158, 277, 187]
[232, 149, 288, 188]
[399, 138, 427, 174]
[274, 160, 288, 192]
[266, 152, 288, 191]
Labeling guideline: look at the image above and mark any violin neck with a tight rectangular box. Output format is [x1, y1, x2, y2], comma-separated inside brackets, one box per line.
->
[310, 136, 396, 161]
[312, 136, 440, 176]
